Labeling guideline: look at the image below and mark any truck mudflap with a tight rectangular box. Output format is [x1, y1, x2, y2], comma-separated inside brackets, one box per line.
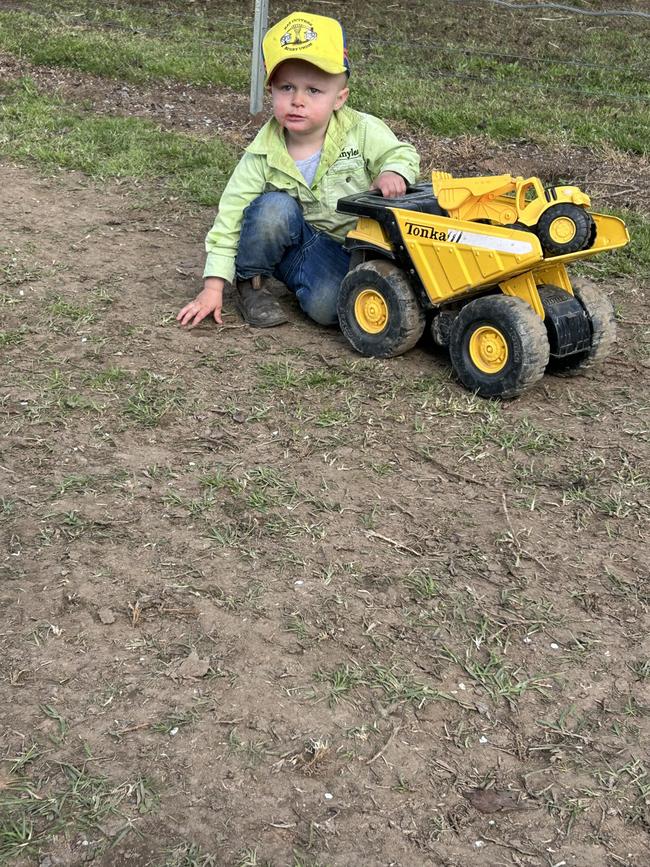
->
[538, 285, 592, 357]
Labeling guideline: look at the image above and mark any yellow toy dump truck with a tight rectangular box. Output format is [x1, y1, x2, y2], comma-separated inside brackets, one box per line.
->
[336, 174, 629, 399]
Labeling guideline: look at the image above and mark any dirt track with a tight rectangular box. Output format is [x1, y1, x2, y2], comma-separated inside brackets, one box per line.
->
[1, 155, 649, 865]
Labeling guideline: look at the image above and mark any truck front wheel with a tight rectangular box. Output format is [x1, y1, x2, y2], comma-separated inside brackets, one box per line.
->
[536, 204, 594, 256]
[337, 260, 426, 357]
[449, 295, 550, 398]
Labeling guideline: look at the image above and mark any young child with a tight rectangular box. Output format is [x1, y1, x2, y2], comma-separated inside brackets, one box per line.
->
[177, 10, 419, 330]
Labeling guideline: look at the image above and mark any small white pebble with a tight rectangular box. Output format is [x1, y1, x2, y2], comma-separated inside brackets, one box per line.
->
[523, 636, 532, 644]
[458, 682, 466, 690]
[169, 727, 179, 736]
[550, 643, 559, 650]
[474, 840, 485, 848]
[81, 337, 87, 343]
[479, 736, 488, 744]
[324, 792, 333, 800]
[294, 580, 304, 586]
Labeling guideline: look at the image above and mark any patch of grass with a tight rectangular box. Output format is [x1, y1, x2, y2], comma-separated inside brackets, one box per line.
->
[439, 647, 553, 707]
[0, 497, 15, 516]
[629, 659, 650, 681]
[200, 468, 244, 494]
[0, 7, 249, 89]
[52, 474, 93, 498]
[0, 80, 236, 207]
[286, 613, 310, 640]
[40, 704, 69, 744]
[0, 248, 43, 287]
[47, 294, 96, 327]
[163, 490, 215, 519]
[84, 366, 129, 390]
[123, 371, 186, 427]
[0, 328, 25, 347]
[151, 708, 199, 736]
[0, 761, 150, 862]
[227, 728, 270, 767]
[403, 571, 440, 600]
[1, 2, 648, 151]
[315, 663, 365, 704]
[205, 518, 257, 551]
[163, 842, 219, 867]
[257, 360, 350, 392]
[462, 410, 567, 458]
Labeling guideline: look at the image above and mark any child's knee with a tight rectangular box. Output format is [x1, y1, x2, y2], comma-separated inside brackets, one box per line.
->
[296, 287, 339, 327]
[245, 192, 302, 235]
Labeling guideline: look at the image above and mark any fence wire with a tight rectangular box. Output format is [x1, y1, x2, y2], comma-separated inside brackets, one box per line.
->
[448, 0, 650, 17]
[0, 1, 648, 106]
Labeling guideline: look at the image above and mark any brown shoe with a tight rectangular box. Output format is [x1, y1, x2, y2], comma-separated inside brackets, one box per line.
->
[236, 275, 288, 327]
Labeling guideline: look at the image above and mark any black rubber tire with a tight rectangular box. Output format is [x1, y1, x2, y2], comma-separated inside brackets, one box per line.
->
[449, 295, 550, 399]
[536, 204, 594, 256]
[337, 260, 426, 358]
[430, 308, 459, 348]
[547, 277, 617, 375]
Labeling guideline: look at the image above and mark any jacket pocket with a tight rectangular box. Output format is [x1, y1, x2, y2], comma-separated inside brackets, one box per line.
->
[328, 156, 366, 177]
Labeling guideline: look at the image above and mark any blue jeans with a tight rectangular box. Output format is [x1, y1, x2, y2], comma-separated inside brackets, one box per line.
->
[235, 192, 351, 326]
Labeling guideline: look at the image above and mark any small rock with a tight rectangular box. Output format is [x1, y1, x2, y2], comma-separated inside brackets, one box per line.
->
[171, 650, 210, 680]
[98, 607, 116, 624]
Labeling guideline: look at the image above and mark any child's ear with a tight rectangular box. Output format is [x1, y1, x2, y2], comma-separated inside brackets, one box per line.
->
[334, 86, 350, 110]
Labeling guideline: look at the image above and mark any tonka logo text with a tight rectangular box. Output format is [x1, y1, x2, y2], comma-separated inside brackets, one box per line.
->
[405, 221, 463, 243]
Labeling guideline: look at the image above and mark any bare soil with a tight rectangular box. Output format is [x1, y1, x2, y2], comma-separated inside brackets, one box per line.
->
[1, 52, 649, 867]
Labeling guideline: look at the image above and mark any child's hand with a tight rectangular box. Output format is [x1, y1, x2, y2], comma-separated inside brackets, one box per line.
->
[177, 277, 224, 328]
[371, 171, 407, 198]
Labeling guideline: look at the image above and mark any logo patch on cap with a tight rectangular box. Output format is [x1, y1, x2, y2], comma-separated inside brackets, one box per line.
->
[279, 18, 317, 51]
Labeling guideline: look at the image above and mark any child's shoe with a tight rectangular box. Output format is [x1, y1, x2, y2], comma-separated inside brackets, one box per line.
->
[236, 275, 288, 327]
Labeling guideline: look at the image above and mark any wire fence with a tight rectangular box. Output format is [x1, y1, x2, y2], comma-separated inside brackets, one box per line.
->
[448, 0, 650, 18]
[1, 1, 649, 106]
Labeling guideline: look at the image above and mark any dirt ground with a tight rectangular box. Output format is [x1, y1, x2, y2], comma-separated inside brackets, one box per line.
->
[1, 56, 650, 867]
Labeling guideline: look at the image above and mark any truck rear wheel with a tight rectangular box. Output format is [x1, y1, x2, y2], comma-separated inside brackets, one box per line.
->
[536, 204, 594, 256]
[337, 260, 426, 357]
[547, 277, 616, 375]
[449, 295, 549, 398]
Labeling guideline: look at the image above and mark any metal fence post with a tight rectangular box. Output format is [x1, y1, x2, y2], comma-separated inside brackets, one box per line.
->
[250, 0, 269, 115]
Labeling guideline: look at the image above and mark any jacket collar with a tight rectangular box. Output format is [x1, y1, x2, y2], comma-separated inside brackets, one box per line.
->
[246, 105, 361, 185]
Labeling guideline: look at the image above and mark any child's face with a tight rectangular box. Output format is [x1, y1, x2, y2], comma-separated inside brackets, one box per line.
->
[270, 60, 349, 141]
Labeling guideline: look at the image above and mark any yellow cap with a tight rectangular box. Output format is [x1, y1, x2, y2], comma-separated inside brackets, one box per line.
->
[263, 11, 350, 85]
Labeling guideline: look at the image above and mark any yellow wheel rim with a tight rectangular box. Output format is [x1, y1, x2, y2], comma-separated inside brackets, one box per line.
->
[355, 289, 388, 334]
[548, 216, 577, 245]
[469, 326, 509, 374]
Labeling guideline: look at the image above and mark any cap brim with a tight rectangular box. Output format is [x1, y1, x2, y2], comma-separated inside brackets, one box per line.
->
[266, 57, 348, 85]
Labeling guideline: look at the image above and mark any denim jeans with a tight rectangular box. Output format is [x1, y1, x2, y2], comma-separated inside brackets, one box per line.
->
[235, 192, 351, 326]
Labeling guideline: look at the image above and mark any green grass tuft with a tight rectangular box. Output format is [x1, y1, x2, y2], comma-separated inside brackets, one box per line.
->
[0, 79, 236, 206]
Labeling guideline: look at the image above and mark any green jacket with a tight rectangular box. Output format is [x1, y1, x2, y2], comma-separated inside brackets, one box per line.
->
[204, 105, 420, 282]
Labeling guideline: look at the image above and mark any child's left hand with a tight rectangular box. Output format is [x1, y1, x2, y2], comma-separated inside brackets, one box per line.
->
[371, 171, 407, 198]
